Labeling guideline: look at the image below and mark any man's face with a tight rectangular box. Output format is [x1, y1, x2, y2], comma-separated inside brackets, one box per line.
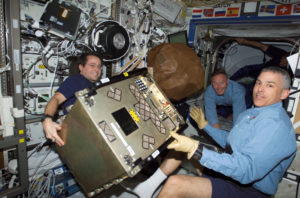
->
[211, 74, 229, 95]
[79, 55, 102, 82]
[279, 56, 288, 68]
[253, 71, 289, 107]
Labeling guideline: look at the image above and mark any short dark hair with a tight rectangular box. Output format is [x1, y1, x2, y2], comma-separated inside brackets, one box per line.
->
[261, 66, 291, 89]
[211, 68, 228, 79]
[78, 52, 102, 67]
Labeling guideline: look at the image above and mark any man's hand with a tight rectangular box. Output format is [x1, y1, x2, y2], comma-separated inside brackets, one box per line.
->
[167, 132, 199, 159]
[190, 107, 208, 129]
[235, 38, 247, 45]
[235, 38, 268, 52]
[42, 118, 64, 146]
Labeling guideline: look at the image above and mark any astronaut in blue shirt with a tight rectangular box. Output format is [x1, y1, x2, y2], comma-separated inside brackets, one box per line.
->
[42, 53, 102, 146]
[163, 66, 296, 198]
[129, 66, 296, 198]
[204, 69, 250, 129]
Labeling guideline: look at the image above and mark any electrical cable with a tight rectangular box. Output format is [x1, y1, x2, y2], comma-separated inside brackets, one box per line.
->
[28, 157, 60, 176]
[93, 0, 117, 18]
[23, 56, 42, 77]
[0, 169, 12, 191]
[0, 55, 11, 74]
[27, 146, 61, 178]
[150, 27, 167, 44]
[48, 42, 61, 98]
[8, 175, 16, 189]
[40, 40, 68, 75]
[23, 57, 42, 91]
[288, 38, 300, 56]
[21, 35, 45, 52]
[28, 148, 54, 198]
[41, 50, 55, 73]
[27, 169, 54, 198]
[290, 88, 300, 96]
[27, 140, 48, 159]
[29, 148, 51, 182]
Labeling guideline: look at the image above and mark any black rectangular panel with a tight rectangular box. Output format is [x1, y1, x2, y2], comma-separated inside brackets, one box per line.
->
[112, 107, 138, 136]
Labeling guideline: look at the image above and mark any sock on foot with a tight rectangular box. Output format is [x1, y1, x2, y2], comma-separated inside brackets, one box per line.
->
[128, 168, 167, 198]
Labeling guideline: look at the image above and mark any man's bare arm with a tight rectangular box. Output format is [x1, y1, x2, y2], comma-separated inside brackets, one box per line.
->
[236, 38, 269, 52]
[42, 92, 66, 146]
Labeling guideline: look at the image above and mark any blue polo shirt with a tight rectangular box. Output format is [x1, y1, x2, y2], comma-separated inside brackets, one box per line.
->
[57, 74, 93, 114]
[201, 102, 297, 195]
[204, 80, 246, 125]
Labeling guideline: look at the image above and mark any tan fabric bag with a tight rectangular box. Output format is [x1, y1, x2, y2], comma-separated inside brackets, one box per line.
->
[148, 43, 205, 101]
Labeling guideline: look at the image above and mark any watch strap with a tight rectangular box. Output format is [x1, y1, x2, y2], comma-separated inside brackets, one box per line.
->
[41, 114, 53, 122]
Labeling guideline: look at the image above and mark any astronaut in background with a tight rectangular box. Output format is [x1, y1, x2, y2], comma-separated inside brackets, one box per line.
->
[230, 38, 292, 81]
[204, 68, 251, 129]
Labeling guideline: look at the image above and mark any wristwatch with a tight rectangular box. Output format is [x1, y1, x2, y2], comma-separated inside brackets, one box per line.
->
[192, 142, 224, 161]
[41, 114, 53, 122]
[192, 144, 204, 161]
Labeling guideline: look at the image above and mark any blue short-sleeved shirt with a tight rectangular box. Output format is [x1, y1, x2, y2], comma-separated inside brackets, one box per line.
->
[57, 74, 93, 114]
[204, 80, 246, 125]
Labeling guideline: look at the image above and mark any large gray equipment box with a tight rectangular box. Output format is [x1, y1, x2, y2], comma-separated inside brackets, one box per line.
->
[56, 69, 186, 197]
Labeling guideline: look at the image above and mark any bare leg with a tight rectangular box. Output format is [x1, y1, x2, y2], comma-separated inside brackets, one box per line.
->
[190, 158, 204, 176]
[157, 174, 212, 198]
[160, 150, 186, 175]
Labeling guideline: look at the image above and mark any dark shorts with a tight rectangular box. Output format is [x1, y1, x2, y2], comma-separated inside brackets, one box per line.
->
[202, 170, 271, 198]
